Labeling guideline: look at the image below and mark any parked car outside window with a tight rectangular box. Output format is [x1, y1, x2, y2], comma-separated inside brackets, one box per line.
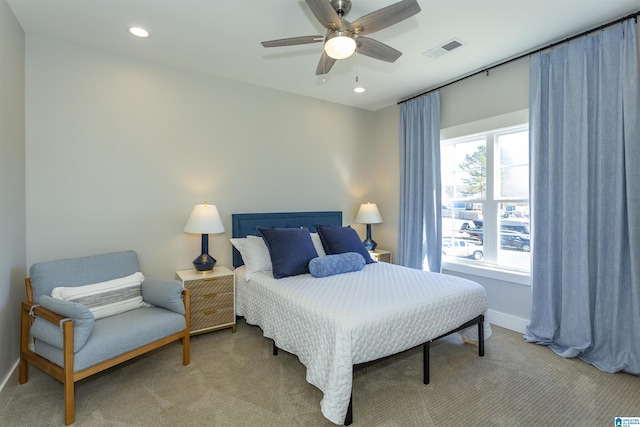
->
[500, 232, 531, 252]
[442, 238, 484, 260]
[460, 220, 531, 252]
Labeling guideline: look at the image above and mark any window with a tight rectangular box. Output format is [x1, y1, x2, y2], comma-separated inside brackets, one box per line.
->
[441, 124, 530, 273]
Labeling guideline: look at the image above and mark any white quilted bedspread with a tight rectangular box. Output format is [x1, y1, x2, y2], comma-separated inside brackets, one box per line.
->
[235, 262, 488, 425]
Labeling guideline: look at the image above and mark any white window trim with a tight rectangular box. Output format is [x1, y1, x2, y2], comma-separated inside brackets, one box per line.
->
[442, 259, 531, 286]
[440, 109, 529, 140]
[441, 109, 531, 285]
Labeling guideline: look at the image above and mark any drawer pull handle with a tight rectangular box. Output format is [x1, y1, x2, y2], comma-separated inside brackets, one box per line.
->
[203, 277, 220, 281]
[204, 293, 218, 298]
[204, 309, 218, 315]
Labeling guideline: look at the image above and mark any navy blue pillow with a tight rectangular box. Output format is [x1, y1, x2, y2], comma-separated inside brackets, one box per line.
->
[315, 224, 375, 264]
[257, 227, 319, 279]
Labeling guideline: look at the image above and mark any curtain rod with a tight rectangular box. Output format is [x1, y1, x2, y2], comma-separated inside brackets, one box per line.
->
[398, 10, 640, 105]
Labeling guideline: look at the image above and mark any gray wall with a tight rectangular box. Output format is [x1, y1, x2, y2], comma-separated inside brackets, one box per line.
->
[0, 0, 26, 409]
[25, 36, 375, 278]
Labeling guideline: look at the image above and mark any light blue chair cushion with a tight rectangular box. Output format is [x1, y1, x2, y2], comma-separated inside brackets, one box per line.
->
[34, 306, 186, 372]
[32, 296, 95, 353]
[309, 252, 366, 278]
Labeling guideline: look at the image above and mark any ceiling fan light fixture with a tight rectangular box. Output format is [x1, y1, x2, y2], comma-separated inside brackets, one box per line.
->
[353, 75, 365, 93]
[324, 31, 356, 59]
[128, 25, 150, 38]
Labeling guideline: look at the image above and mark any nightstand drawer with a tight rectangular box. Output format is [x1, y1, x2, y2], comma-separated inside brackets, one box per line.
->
[191, 306, 235, 332]
[191, 291, 233, 312]
[186, 276, 234, 296]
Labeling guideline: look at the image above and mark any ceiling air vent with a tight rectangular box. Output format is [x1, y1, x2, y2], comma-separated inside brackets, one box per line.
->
[423, 38, 466, 59]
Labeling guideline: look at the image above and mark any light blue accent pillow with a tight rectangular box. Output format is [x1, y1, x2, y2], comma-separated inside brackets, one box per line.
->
[33, 295, 95, 353]
[141, 278, 186, 315]
[309, 252, 366, 278]
[257, 226, 319, 279]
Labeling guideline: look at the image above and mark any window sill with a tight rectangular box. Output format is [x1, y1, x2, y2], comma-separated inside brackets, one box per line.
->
[441, 259, 530, 286]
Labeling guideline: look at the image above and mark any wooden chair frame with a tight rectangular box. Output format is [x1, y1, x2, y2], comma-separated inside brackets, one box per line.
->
[19, 277, 191, 425]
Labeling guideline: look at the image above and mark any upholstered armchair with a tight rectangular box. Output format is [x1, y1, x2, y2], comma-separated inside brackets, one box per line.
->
[19, 250, 190, 425]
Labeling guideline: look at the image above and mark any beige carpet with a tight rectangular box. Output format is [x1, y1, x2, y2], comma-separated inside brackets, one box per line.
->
[1, 319, 639, 426]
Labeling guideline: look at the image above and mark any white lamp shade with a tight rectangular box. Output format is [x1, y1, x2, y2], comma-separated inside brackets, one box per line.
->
[355, 203, 383, 224]
[324, 33, 356, 59]
[183, 203, 225, 234]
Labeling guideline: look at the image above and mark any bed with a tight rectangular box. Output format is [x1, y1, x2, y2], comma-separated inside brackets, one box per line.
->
[231, 211, 489, 425]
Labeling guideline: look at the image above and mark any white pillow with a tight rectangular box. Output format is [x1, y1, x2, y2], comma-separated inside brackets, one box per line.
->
[51, 272, 146, 320]
[311, 232, 326, 257]
[230, 236, 272, 279]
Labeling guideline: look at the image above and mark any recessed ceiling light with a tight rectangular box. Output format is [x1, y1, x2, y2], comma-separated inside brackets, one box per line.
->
[128, 26, 150, 38]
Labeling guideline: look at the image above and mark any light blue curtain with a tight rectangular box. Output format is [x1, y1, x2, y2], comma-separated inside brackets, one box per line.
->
[525, 19, 640, 374]
[398, 91, 441, 271]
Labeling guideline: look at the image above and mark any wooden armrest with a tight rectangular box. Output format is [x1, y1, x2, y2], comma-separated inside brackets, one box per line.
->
[182, 288, 190, 332]
[20, 300, 74, 365]
[22, 300, 69, 325]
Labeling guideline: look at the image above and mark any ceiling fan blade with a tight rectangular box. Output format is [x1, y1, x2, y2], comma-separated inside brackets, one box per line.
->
[356, 37, 402, 62]
[305, 0, 343, 30]
[315, 51, 337, 75]
[351, 0, 421, 36]
[261, 35, 324, 48]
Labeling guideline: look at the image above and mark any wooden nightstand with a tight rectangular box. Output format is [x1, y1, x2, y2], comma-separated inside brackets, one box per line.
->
[176, 266, 236, 335]
[369, 249, 392, 263]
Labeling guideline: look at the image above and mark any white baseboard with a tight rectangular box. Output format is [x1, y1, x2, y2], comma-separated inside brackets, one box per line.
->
[0, 360, 19, 412]
[487, 309, 529, 334]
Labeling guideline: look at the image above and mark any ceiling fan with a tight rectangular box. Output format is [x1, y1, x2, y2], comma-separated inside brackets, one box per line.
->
[261, 0, 421, 75]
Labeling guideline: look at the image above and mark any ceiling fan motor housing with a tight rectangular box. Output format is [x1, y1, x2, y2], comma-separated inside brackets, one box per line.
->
[330, 0, 351, 16]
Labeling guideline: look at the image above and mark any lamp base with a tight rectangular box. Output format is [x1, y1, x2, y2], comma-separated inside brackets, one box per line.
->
[363, 223, 377, 251]
[363, 238, 377, 251]
[192, 253, 216, 273]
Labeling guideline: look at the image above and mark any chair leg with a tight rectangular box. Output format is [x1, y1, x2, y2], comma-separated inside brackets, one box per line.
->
[64, 379, 74, 426]
[19, 303, 30, 384]
[19, 359, 28, 385]
[182, 333, 191, 366]
[62, 320, 75, 426]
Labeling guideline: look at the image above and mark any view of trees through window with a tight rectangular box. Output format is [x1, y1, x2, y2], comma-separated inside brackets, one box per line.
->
[441, 125, 530, 272]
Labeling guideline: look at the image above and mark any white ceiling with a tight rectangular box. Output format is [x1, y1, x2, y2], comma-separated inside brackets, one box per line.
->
[8, 0, 640, 111]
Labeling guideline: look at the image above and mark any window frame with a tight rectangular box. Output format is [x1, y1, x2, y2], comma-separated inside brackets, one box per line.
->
[439, 110, 530, 285]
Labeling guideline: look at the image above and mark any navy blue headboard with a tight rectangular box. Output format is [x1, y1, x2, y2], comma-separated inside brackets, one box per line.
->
[231, 211, 342, 268]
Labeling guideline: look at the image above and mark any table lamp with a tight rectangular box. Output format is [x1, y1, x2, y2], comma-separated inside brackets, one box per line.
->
[355, 202, 383, 251]
[183, 202, 225, 272]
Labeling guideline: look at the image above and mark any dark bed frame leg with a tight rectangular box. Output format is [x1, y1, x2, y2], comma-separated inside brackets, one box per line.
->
[272, 340, 278, 356]
[478, 314, 485, 357]
[423, 314, 485, 386]
[423, 342, 430, 384]
[345, 393, 353, 426]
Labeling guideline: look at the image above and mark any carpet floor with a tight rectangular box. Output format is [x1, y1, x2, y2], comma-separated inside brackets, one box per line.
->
[1, 319, 638, 426]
